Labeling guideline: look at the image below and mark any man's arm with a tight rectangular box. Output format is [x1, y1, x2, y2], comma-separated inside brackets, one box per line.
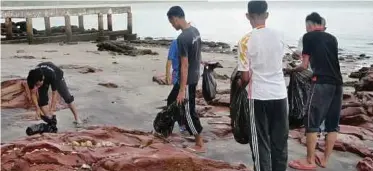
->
[288, 34, 311, 73]
[50, 76, 58, 112]
[291, 55, 309, 72]
[177, 36, 189, 93]
[237, 36, 253, 87]
[31, 89, 40, 110]
[165, 60, 172, 83]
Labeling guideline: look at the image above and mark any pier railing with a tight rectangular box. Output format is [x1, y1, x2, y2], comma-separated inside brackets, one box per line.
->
[1, 6, 135, 44]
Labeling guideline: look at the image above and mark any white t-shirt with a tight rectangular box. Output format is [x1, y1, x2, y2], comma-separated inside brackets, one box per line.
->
[237, 27, 287, 100]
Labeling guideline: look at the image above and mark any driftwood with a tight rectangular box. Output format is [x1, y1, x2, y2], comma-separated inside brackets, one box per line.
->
[97, 41, 158, 56]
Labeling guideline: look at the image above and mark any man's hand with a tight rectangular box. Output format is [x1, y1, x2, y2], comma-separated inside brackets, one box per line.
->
[35, 107, 42, 120]
[283, 68, 293, 75]
[165, 75, 171, 85]
[176, 90, 186, 105]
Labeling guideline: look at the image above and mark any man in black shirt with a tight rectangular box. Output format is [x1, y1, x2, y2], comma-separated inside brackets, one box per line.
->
[166, 6, 205, 153]
[27, 62, 82, 127]
[287, 12, 342, 170]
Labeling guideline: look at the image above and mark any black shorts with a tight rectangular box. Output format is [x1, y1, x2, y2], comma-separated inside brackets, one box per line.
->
[304, 83, 342, 133]
[38, 78, 74, 107]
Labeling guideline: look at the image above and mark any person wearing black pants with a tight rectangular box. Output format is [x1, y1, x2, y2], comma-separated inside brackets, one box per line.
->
[167, 83, 202, 136]
[167, 6, 205, 153]
[27, 62, 82, 128]
[237, 1, 288, 170]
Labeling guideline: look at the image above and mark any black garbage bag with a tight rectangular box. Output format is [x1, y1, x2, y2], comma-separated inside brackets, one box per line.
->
[26, 115, 58, 136]
[26, 123, 58, 136]
[202, 62, 223, 102]
[230, 67, 252, 144]
[153, 102, 185, 138]
[288, 70, 312, 128]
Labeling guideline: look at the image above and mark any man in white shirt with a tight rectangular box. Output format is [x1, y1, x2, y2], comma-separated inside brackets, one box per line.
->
[237, 1, 288, 171]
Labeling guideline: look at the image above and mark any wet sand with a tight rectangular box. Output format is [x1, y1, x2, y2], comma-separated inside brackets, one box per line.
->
[1, 42, 368, 171]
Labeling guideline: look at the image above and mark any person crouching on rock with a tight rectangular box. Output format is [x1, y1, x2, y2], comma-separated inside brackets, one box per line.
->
[27, 62, 82, 127]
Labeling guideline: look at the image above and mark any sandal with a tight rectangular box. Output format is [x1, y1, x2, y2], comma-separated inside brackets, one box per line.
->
[288, 160, 317, 170]
[315, 154, 326, 168]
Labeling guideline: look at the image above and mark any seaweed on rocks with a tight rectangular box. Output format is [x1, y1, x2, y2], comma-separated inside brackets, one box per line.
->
[97, 41, 158, 56]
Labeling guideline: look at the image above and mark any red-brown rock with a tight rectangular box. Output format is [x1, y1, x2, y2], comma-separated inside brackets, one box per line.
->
[357, 157, 373, 171]
[355, 72, 373, 91]
[341, 107, 367, 117]
[340, 114, 372, 126]
[1, 126, 249, 171]
[1, 79, 68, 111]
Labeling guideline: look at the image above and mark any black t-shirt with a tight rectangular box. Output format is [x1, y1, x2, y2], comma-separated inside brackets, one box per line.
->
[36, 62, 64, 91]
[302, 31, 343, 85]
[177, 26, 202, 84]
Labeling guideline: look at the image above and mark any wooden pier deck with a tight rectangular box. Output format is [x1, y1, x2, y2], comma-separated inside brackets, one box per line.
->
[1, 6, 136, 44]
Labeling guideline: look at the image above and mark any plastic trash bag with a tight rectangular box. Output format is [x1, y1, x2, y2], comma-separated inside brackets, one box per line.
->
[230, 67, 252, 144]
[153, 102, 185, 138]
[26, 123, 58, 136]
[26, 115, 58, 136]
[202, 62, 223, 102]
[288, 70, 312, 128]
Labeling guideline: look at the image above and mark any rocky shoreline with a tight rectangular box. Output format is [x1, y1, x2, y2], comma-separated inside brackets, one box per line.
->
[1, 41, 372, 171]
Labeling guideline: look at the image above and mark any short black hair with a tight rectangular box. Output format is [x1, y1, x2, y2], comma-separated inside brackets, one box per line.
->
[247, 0, 268, 15]
[167, 6, 185, 19]
[306, 12, 322, 25]
[27, 68, 43, 89]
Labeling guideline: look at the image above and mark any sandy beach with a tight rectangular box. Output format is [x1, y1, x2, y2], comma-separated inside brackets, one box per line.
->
[2, 41, 371, 170]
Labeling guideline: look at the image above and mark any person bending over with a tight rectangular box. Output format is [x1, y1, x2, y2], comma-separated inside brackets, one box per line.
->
[27, 62, 82, 127]
[166, 6, 205, 153]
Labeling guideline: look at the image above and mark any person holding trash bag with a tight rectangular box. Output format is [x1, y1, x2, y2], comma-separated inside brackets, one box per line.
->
[165, 39, 188, 135]
[166, 6, 205, 153]
[286, 12, 342, 170]
[202, 61, 223, 102]
[27, 62, 82, 128]
[236, 1, 288, 171]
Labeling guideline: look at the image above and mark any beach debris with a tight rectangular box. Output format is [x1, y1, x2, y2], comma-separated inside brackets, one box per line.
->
[16, 50, 25, 53]
[98, 82, 118, 88]
[97, 41, 158, 56]
[58, 64, 102, 74]
[152, 75, 170, 85]
[0, 126, 249, 171]
[44, 50, 58, 53]
[81, 164, 92, 170]
[112, 61, 118, 64]
[86, 50, 100, 55]
[349, 65, 373, 91]
[11, 55, 36, 59]
[357, 157, 373, 171]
